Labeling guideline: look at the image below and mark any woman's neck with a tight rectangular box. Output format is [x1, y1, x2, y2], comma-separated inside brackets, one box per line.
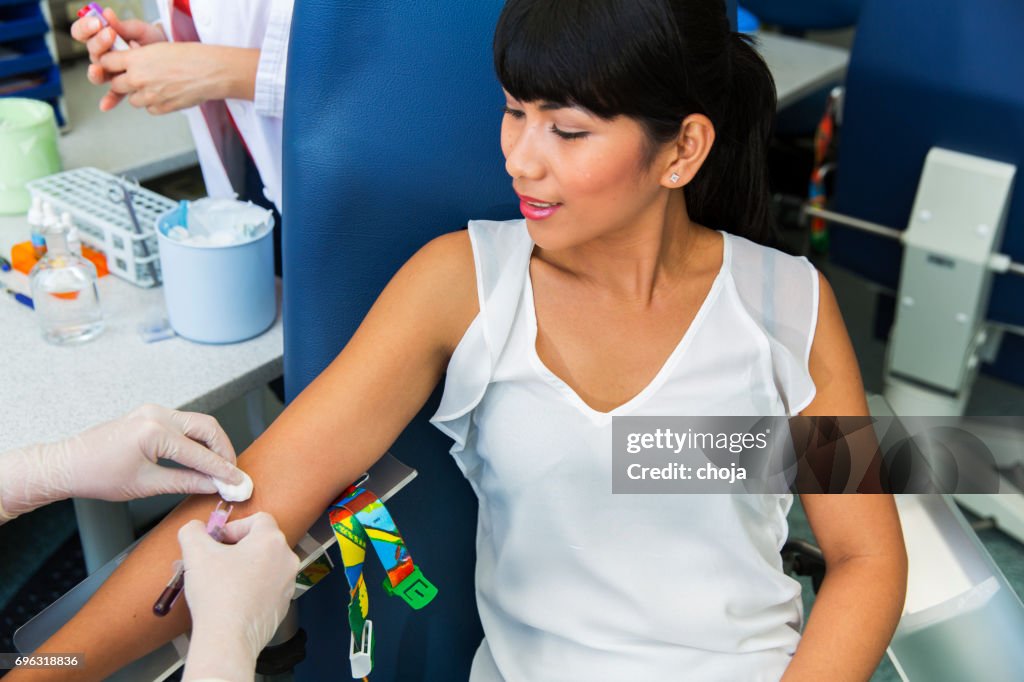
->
[533, 192, 711, 306]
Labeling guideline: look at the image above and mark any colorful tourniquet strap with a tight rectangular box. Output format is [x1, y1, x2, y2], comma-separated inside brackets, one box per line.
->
[328, 484, 437, 679]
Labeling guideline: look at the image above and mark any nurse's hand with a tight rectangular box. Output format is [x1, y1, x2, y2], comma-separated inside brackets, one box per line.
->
[99, 42, 259, 115]
[0, 404, 243, 520]
[70, 7, 166, 103]
[179, 512, 299, 682]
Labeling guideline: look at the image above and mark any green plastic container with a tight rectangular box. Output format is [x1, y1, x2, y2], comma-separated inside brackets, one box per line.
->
[0, 99, 62, 215]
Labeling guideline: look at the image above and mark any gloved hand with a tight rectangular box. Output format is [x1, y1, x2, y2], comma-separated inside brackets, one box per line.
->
[179, 512, 300, 682]
[0, 404, 242, 522]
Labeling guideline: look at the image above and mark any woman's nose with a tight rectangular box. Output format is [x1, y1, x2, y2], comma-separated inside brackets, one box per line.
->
[504, 126, 544, 180]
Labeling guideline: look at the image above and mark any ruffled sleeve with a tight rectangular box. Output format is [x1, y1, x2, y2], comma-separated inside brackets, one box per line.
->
[430, 220, 534, 474]
[728, 235, 820, 415]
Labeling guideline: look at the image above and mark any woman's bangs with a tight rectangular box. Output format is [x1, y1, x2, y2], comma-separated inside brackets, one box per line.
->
[493, 3, 623, 117]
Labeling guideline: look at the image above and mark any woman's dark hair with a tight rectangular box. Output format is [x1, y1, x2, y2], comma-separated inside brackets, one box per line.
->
[494, 0, 778, 246]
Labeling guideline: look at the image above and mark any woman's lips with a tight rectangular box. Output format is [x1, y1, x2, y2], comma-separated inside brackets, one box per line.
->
[517, 194, 562, 221]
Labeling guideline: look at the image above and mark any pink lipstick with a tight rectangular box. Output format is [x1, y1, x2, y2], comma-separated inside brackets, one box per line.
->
[517, 193, 562, 221]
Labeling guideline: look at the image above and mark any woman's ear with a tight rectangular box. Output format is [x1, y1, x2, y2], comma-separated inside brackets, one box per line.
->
[661, 114, 715, 188]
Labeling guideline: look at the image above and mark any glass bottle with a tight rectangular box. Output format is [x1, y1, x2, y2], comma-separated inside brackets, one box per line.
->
[28, 223, 104, 345]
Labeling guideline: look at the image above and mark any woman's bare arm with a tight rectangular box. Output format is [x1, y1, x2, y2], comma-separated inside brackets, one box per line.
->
[9, 232, 477, 681]
[783, 273, 908, 682]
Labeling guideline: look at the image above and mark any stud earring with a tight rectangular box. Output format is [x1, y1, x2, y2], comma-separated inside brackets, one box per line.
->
[670, 172, 680, 183]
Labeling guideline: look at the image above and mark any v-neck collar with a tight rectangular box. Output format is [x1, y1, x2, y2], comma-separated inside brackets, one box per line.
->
[523, 231, 731, 425]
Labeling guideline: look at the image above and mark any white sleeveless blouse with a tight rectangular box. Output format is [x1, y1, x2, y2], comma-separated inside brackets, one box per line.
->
[431, 220, 820, 681]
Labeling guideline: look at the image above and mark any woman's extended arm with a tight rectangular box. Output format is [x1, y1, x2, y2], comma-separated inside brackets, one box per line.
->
[8, 232, 478, 681]
[783, 273, 908, 682]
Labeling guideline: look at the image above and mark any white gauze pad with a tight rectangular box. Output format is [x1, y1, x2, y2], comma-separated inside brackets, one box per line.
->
[212, 470, 254, 502]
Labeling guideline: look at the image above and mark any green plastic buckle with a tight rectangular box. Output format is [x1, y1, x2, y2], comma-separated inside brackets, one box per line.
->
[382, 566, 438, 610]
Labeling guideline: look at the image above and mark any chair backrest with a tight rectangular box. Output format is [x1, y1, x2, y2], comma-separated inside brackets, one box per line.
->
[830, 0, 1024, 384]
[741, 0, 861, 32]
[726, 0, 738, 28]
[282, 3, 514, 680]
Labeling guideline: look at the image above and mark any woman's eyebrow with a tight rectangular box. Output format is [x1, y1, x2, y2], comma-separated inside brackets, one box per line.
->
[539, 101, 567, 111]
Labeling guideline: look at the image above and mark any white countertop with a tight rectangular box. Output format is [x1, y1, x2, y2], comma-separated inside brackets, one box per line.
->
[0, 218, 283, 452]
[0, 63, 277, 453]
[757, 32, 849, 110]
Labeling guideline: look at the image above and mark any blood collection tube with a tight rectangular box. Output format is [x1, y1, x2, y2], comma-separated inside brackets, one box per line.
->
[152, 561, 185, 616]
[153, 503, 234, 616]
[77, 3, 130, 51]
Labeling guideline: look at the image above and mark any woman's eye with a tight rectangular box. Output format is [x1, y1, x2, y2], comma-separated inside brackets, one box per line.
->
[551, 125, 589, 140]
[502, 105, 525, 119]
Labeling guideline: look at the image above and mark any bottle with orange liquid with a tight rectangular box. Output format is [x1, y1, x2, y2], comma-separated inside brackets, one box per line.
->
[28, 223, 104, 345]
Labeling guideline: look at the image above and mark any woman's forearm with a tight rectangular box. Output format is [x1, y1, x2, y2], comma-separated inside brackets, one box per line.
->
[5, 494, 213, 681]
[782, 554, 907, 682]
[4, 423, 375, 681]
[4, 241, 460, 680]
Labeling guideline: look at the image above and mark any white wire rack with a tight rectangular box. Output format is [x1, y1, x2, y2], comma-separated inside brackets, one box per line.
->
[26, 167, 177, 287]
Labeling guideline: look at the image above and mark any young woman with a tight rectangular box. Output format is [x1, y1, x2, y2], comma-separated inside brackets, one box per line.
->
[18, 1, 906, 680]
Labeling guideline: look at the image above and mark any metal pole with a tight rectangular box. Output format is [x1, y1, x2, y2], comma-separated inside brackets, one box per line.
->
[803, 204, 1024, 275]
[802, 205, 904, 241]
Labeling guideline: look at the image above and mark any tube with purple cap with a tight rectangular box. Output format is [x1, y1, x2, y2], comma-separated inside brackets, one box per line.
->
[153, 502, 234, 616]
[77, 3, 130, 51]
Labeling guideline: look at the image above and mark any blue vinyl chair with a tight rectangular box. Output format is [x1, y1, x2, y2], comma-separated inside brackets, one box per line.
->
[282, 3, 513, 680]
[282, 3, 738, 680]
[830, 0, 1024, 385]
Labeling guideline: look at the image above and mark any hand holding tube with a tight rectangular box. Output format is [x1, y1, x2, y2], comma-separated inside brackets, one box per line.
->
[0, 404, 243, 522]
[98, 42, 261, 115]
[179, 512, 300, 681]
[69, 6, 167, 110]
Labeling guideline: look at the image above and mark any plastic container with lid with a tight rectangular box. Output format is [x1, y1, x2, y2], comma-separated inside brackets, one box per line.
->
[0, 98, 61, 215]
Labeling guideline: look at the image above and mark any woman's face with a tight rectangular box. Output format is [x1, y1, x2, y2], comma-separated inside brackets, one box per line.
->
[501, 91, 671, 251]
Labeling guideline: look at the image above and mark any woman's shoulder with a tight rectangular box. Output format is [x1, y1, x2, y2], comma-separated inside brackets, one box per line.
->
[725, 230, 815, 275]
[415, 219, 530, 286]
[401, 230, 479, 354]
[723, 230, 820, 342]
[465, 218, 532, 288]
[724, 230, 819, 306]
[407, 220, 530, 353]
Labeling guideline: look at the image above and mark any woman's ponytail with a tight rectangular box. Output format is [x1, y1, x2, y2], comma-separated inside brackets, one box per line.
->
[684, 31, 778, 246]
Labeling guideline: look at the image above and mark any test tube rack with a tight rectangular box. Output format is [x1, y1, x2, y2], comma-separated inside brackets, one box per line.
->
[26, 167, 176, 287]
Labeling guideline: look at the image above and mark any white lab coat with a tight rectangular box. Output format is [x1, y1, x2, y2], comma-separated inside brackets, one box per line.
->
[156, 0, 292, 212]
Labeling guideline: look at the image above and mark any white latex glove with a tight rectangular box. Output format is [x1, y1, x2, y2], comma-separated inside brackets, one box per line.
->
[179, 512, 300, 682]
[0, 404, 242, 522]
